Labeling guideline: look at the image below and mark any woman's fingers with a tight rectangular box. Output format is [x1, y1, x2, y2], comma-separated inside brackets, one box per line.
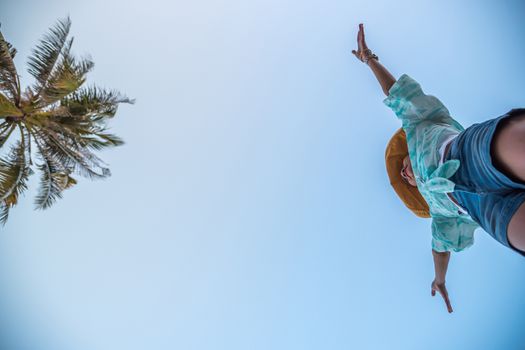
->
[431, 282, 453, 313]
[438, 286, 453, 313]
[358, 23, 368, 51]
[354, 23, 368, 61]
[443, 297, 453, 313]
[442, 292, 453, 313]
[357, 25, 361, 51]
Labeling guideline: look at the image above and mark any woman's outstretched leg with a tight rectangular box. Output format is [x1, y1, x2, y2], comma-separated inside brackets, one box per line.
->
[493, 111, 525, 253]
[492, 111, 525, 183]
[508, 203, 525, 253]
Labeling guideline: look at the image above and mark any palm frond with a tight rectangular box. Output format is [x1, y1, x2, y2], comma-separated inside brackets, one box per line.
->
[82, 132, 125, 150]
[5, 40, 16, 59]
[62, 174, 77, 189]
[38, 54, 93, 108]
[0, 30, 20, 105]
[0, 92, 23, 117]
[33, 107, 126, 151]
[0, 123, 16, 148]
[20, 123, 33, 165]
[30, 124, 111, 180]
[61, 85, 134, 121]
[32, 134, 70, 209]
[27, 17, 71, 95]
[0, 139, 33, 225]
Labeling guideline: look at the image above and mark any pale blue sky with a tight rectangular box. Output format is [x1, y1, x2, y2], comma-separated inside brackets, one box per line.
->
[1, 0, 525, 349]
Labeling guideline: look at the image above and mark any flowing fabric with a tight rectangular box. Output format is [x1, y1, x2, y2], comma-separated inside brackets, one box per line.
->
[383, 74, 480, 252]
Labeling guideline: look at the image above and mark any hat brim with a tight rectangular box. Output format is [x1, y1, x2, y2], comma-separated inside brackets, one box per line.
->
[385, 128, 430, 218]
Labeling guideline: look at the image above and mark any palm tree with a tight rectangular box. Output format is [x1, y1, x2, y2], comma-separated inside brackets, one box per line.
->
[0, 17, 133, 225]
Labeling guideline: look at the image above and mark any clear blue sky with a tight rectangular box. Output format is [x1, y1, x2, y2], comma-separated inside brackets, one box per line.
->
[1, 0, 525, 349]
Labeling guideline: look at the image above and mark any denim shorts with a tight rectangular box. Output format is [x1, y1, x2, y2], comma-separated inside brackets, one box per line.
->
[444, 108, 525, 257]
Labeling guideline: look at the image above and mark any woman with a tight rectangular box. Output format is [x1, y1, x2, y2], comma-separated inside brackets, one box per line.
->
[351, 23, 525, 313]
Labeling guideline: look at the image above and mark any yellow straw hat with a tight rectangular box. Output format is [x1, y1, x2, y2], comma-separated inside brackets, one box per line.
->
[385, 128, 430, 218]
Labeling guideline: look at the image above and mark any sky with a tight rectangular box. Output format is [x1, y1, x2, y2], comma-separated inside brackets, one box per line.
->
[1, 0, 525, 349]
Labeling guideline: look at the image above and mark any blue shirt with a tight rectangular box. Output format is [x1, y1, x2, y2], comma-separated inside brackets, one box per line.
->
[383, 73, 480, 252]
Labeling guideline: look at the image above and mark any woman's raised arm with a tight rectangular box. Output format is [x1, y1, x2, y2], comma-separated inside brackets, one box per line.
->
[352, 23, 396, 97]
[431, 249, 454, 313]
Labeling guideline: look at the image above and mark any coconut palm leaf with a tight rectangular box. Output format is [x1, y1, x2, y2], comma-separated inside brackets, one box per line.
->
[0, 30, 20, 105]
[26, 16, 96, 110]
[61, 85, 134, 120]
[0, 140, 33, 225]
[0, 92, 23, 117]
[29, 112, 109, 159]
[30, 125, 110, 180]
[83, 132, 125, 150]
[32, 134, 70, 209]
[37, 107, 126, 151]
[0, 141, 27, 198]
[2, 37, 17, 59]
[35, 86, 131, 152]
[56, 120, 124, 151]
[34, 164, 66, 210]
[27, 17, 71, 95]
[38, 53, 94, 109]
[0, 123, 16, 148]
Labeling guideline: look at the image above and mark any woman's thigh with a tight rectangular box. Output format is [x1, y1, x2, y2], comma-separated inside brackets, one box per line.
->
[445, 108, 525, 193]
[451, 190, 525, 256]
[508, 201, 525, 253]
[491, 109, 525, 254]
[492, 110, 525, 184]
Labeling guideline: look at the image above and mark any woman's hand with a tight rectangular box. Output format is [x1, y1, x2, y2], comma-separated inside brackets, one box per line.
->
[431, 279, 454, 313]
[351, 23, 370, 63]
[352, 23, 394, 94]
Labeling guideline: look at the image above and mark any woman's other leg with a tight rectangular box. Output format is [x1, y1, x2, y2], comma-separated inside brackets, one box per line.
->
[492, 110, 525, 253]
[491, 110, 525, 184]
[508, 203, 525, 253]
